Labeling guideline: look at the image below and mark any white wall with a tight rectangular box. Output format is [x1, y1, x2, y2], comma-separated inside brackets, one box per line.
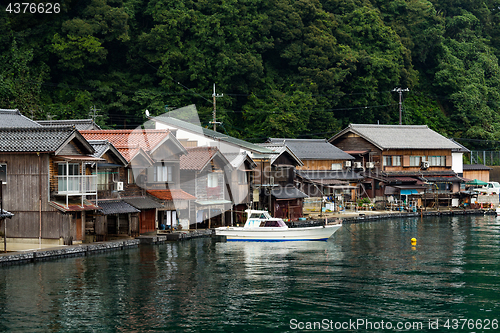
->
[452, 152, 463, 174]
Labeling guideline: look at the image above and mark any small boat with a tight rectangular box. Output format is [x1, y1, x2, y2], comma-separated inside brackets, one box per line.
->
[215, 210, 341, 242]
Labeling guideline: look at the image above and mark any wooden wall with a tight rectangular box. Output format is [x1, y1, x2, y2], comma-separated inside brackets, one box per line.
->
[297, 159, 346, 171]
[0, 153, 75, 239]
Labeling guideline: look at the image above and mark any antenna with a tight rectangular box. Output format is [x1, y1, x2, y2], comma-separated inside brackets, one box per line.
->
[210, 83, 223, 131]
[392, 88, 409, 125]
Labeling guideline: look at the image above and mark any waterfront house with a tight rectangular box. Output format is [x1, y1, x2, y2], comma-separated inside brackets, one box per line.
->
[179, 147, 232, 228]
[329, 124, 464, 208]
[80, 129, 194, 232]
[0, 126, 102, 245]
[253, 142, 308, 220]
[148, 104, 273, 217]
[261, 139, 359, 211]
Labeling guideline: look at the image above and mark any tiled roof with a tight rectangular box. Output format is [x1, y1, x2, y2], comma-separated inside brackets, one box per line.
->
[38, 119, 101, 130]
[88, 140, 127, 166]
[0, 109, 41, 128]
[463, 164, 492, 171]
[97, 200, 141, 215]
[80, 129, 171, 153]
[180, 147, 222, 170]
[271, 185, 308, 199]
[330, 124, 462, 150]
[0, 126, 84, 152]
[265, 138, 354, 160]
[297, 170, 365, 181]
[147, 189, 196, 201]
[123, 197, 164, 209]
[152, 106, 275, 154]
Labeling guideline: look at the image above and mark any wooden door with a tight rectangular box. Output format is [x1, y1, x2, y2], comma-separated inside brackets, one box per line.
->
[140, 209, 156, 234]
[75, 212, 82, 241]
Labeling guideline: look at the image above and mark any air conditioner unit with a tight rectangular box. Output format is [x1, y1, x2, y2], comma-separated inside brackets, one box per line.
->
[353, 162, 363, 169]
[421, 161, 429, 169]
[114, 181, 124, 191]
[344, 161, 352, 167]
[366, 162, 375, 169]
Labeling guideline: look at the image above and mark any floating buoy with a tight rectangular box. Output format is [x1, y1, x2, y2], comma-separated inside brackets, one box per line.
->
[411, 237, 417, 244]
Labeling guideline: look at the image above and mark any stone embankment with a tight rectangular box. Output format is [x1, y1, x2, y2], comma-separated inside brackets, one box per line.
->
[0, 230, 213, 267]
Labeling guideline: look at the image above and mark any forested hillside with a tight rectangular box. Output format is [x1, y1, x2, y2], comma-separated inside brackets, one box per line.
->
[1, 0, 500, 147]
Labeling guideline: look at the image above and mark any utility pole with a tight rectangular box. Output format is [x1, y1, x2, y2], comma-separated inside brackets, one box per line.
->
[89, 105, 102, 129]
[211, 84, 223, 131]
[392, 87, 409, 125]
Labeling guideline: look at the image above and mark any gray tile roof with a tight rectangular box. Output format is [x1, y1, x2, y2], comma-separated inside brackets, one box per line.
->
[297, 170, 365, 181]
[271, 185, 308, 199]
[37, 119, 101, 130]
[97, 200, 140, 215]
[330, 124, 462, 150]
[463, 164, 492, 171]
[152, 105, 275, 155]
[88, 140, 128, 166]
[265, 138, 354, 160]
[0, 126, 82, 152]
[0, 109, 41, 128]
[123, 197, 164, 209]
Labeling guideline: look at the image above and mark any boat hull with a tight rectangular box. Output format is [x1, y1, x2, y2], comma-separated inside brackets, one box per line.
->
[215, 224, 342, 242]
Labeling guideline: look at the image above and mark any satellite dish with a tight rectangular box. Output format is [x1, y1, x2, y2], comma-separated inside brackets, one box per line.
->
[145, 109, 150, 117]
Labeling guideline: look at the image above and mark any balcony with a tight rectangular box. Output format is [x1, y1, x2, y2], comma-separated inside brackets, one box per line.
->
[57, 175, 98, 195]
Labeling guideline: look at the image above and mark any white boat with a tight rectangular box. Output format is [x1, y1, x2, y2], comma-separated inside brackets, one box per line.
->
[215, 210, 341, 241]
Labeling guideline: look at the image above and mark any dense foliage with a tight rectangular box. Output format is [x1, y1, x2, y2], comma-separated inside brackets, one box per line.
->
[2, 0, 500, 148]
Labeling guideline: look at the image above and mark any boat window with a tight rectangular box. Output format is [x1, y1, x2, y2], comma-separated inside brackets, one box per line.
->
[263, 221, 281, 227]
[250, 213, 261, 219]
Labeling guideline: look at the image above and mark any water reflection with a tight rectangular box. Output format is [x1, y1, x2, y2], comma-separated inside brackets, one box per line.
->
[1, 215, 500, 332]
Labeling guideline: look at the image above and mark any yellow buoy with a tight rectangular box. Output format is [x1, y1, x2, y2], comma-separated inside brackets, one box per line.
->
[411, 237, 417, 244]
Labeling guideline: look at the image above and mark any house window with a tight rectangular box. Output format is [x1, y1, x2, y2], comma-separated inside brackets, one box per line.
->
[238, 170, 247, 184]
[58, 163, 80, 192]
[429, 156, 445, 166]
[0, 164, 6, 184]
[208, 173, 219, 188]
[409, 156, 423, 166]
[154, 164, 173, 182]
[58, 163, 79, 176]
[383, 156, 401, 166]
[331, 163, 342, 170]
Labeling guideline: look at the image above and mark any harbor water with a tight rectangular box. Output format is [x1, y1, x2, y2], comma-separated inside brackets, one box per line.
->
[1, 214, 500, 332]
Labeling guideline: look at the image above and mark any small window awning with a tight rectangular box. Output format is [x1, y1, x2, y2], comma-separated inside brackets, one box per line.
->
[123, 197, 164, 210]
[55, 155, 105, 162]
[97, 163, 123, 168]
[271, 186, 308, 199]
[97, 200, 140, 215]
[195, 199, 232, 206]
[147, 189, 196, 201]
[50, 200, 100, 212]
[400, 189, 421, 195]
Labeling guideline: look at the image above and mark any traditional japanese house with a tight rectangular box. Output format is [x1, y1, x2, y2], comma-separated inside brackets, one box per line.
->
[80, 129, 193, 233]
[329, 124, 464, 208]
[262, 138, 357, 210]
[179, 147, 233, 228]
[254, 143, 308, 220]
[0, 126, 102, 245]
[148, 104, 274, 218]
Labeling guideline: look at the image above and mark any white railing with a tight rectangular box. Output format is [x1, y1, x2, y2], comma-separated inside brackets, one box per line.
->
[57, 175, 97, 195]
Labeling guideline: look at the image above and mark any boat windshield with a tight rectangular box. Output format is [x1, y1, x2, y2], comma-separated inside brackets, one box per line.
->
[259, 220, 285, 227]
[249, 212, 271, 219]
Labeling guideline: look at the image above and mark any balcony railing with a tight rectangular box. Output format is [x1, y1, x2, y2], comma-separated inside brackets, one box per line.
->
[57, 175, 98, 195]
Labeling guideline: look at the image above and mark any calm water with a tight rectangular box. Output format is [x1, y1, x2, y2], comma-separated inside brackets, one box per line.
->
[1, 215, 500, 332]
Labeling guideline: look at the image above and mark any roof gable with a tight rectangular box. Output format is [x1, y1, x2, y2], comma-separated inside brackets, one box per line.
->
[150, 106, 274, 155]
[266, 138, 354, 160]
[180, 147, 232, 171]
[0, 126, 94, 154]
[0, 109, 41, 128]
[88, 140, 128, 166]
[329, 124, 462, 150]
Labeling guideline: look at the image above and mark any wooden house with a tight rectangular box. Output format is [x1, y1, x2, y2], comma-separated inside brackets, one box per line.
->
[149, 105, 271, 218]
[463, 164, 491, 183]
[329, 124, 464, 207]
[80, 129, 193, 233]
[179, 147, 233, 228]
[254, 143, 308, 220]
[0, 126, 102, 245]
[262, 139, 358, 206]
